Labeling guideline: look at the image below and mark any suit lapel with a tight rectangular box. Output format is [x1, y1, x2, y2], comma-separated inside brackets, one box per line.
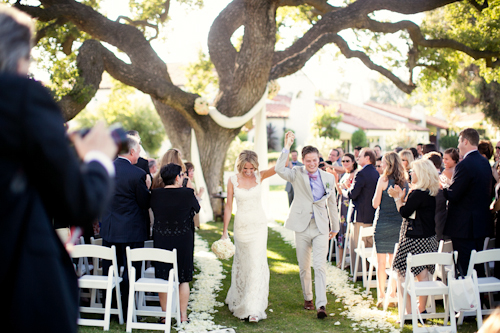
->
[301, 167, 314, 201]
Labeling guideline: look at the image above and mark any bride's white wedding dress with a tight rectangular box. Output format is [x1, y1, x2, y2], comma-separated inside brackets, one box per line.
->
[225, 173, 269, 320]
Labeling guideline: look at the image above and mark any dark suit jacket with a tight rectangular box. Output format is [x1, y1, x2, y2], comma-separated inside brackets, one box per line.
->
[101, 158, 150, 243]
[443, 150, 494, 239]
[0, 73, 113, 332]
[347, 164, 379, 224]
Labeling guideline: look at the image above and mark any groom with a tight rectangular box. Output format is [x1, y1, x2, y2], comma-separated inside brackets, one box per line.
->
[276, 131, 339, 319]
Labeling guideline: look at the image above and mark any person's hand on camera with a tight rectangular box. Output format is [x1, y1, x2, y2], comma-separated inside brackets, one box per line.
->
[70, 122, 117, 160]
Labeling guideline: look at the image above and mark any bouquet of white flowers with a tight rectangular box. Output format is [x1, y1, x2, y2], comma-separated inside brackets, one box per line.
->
[211, 238, 235, 260]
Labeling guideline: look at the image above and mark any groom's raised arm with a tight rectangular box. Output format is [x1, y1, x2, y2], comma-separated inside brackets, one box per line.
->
[276, 131, 297, 183]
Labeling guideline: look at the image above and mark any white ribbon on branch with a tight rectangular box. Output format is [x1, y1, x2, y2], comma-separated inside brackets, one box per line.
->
[191, 84, 274, 223]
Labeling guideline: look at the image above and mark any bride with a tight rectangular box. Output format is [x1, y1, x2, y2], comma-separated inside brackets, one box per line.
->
[222, 150, 276, 323]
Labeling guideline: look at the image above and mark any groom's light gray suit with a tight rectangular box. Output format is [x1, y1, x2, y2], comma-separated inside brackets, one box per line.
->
[276, 150, 339, 308]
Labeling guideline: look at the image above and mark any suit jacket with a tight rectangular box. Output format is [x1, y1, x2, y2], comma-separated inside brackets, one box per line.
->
[0, 73, 113, 332]
[443, 150, 494, 239]
[276, 151, 339, 234]
[100, 158, 151, 243]
[285, 160, 304, 193]
[346, 164, 379, 224]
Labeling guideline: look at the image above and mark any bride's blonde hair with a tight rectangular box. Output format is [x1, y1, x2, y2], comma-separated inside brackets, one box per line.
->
[236, 150, 259, 174]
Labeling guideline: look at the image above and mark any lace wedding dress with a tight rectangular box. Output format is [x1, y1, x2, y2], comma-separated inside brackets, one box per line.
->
[225, 173, 269, 320]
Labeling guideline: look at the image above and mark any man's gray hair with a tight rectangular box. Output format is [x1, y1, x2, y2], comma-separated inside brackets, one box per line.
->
[124, 134, 140, 155]
[0, 5, 34, 74]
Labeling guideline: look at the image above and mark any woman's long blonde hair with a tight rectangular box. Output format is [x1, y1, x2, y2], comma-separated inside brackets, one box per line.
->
[152, 148, 186, 189]
[411, 159, 440, 196]
[236, 150, 259, 174]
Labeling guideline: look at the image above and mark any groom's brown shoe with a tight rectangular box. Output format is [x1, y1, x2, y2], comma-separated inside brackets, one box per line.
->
[304, 300, 314, 310]
[317, 306, 327, 319]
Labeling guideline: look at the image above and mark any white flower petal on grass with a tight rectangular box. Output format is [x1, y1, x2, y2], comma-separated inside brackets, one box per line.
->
[176, 233, 227, 332]
[334, 321, 341, 325]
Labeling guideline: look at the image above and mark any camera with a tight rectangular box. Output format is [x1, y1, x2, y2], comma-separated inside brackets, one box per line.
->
[76, 124, 129, 155]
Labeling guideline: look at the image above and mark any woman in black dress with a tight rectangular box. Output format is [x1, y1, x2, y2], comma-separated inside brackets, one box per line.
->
[150, 163, 200, 323]
[388, 159, 439, 315]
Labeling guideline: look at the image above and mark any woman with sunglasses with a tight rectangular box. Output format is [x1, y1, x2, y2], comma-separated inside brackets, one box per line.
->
[335, 153, 358, 267]
[372, 152, 408, 306]
[150, 163, 200, 324]
[399, 149, 414, 181]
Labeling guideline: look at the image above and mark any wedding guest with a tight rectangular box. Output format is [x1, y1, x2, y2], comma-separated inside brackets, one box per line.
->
[152, 148, 193, 189]
[0, 6, 116, 331]
[127, 130, 152, 188]
[151, 163, 200, 323]
[374, 145, 382, 159]
[389, 159, 440, 314]
[185, 162, 204, 228]
[343, 148, 379, 274]
[394, 147, 403, 153]
[443, 128, 494, 275]
[354, 146, 363, 160]
[335, 153, 358, 267]
[478, 140, 494, 160]
[423, 152, 447, 241]
[399, 149, 414, 181]
[100, 134, 151, 311]
[328, 148, 344, 175]
[423, 143, 437, 154]
[375, 157, 383, 175]
[409, 147, 419, 160]
[372, 152, 408, 305]
[148, 158, 158, 175]
[440, 148, 459, 186]
[417, 143, 424, 158]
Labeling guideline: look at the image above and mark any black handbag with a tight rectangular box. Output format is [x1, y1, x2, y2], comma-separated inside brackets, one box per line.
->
[405, 211, 424, 238]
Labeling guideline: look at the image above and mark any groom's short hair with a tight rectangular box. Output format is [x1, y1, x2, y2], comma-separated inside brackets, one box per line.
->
[301, 146, 319, 160]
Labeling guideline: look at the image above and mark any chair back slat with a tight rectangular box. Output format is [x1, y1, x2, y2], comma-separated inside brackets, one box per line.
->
[407, 251, 454, 268]
[126, 247, 177, 264]
[470, 248, 500, 266]
[71, 244, 115, 261]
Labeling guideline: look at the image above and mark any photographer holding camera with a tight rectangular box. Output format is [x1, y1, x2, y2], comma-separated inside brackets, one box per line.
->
[0, 5, 118, 332]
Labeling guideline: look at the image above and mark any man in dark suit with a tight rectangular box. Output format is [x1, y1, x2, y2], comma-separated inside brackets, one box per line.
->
[0, 6, 117, 332]
[285, 149, 303, 206]
[342, 148, 379, 271]
[443, 128, 494, 274]
[100, 134, 151, 308]
[127, 130, 152, 188]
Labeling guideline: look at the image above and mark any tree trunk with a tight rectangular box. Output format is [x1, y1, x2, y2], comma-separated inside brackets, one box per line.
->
[152, 98, 240, 216]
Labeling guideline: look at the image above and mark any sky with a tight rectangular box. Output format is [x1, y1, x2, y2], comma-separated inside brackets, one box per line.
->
[31, 0, 423, 100]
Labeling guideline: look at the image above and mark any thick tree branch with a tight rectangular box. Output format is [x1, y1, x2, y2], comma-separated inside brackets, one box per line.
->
[116, 16, 159, 41]
[360, 18, 500, 67]
[333, 34, 416, 94]
[271, 0, 459, 74]
[208, 0, 244, 90]
[17, 1, 169, 78]
[159, 0, 170, 23]
[277, 0, 339, 14]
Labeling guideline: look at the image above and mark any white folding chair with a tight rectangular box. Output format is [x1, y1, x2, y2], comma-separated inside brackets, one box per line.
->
[341, 222, 353, 270]
[366, 243, 399, 309]
[482, 237, 496, 277]
[76, 236, 94, 277]
[352, 226, 375, 287]
[381, 243, 400, 311]
[457, 248, 500, 328]
[71, 244, 124, 331]
[399, 252, 457, 332]
[365, 245, 378, 294]
[328, 237, 339, 263]
[126, 247, 180, 333]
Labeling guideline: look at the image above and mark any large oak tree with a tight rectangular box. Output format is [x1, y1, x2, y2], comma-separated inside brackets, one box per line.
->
[7, 0, 500, 211]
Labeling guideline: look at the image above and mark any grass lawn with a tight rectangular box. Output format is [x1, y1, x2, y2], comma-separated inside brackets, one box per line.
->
[78, 219, 481, 332]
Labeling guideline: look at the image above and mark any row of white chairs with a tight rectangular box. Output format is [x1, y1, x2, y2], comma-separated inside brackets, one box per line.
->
[71, 239, 180, 332]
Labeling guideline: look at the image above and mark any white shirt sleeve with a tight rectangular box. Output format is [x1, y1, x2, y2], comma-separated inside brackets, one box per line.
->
[84, 151, 115, 177]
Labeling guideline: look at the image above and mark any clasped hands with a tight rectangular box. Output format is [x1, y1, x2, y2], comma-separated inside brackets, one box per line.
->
[387, 185, 406, 202]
